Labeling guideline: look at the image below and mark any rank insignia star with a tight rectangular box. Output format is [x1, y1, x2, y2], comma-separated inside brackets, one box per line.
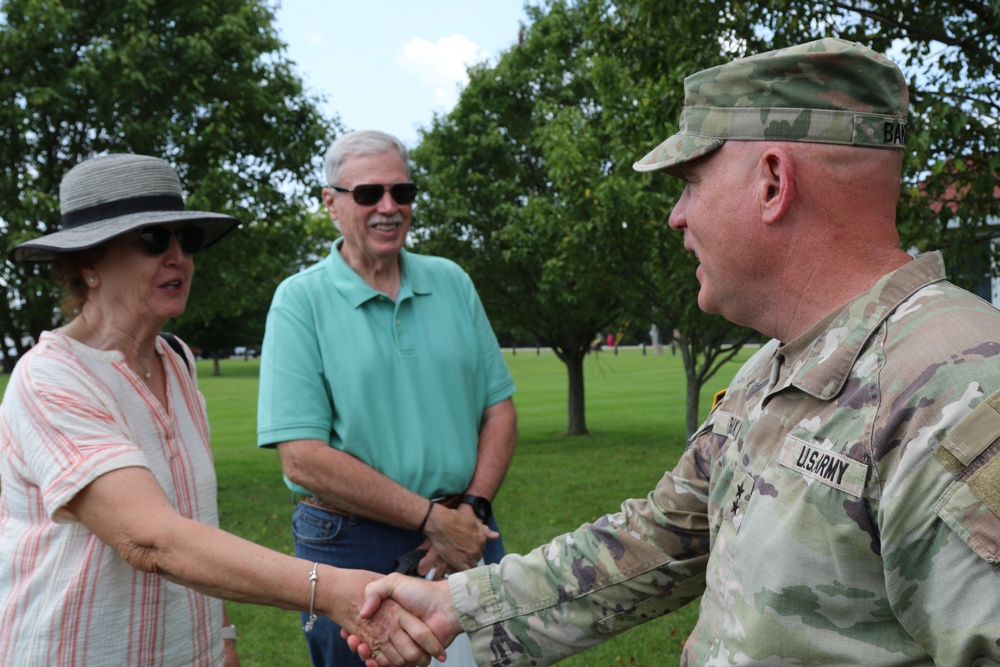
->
[732, 482, 747, 517]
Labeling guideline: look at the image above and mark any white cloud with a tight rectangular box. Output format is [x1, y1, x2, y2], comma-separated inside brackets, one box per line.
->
[396, 34, 488, 108]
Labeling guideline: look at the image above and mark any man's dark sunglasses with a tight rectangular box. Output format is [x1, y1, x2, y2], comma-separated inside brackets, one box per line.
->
[329, 182, 418, 206]
[138, 225, 206, 255]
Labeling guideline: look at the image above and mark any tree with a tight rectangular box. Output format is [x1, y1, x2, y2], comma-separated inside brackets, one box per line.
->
[626, 225, 758, 437]
[0, 0, 336, 374]
[582, 1, 768, 436]
[181, 204, 337, 376]
[411, 1, 660, 435]
[410, 0, 766, 435]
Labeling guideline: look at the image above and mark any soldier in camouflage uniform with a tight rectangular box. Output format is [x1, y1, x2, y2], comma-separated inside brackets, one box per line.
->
[353, 38, 1000, 667]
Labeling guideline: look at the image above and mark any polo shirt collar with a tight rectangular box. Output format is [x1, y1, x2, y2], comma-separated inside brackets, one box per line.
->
[327, 238, 433, 308]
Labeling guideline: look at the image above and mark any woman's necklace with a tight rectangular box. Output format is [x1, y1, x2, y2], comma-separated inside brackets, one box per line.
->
[133, 356, 154, 380]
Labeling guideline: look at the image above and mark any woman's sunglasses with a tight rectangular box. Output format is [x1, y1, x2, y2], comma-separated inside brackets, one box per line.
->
[328, 182, 418, 207]
[137, 225, 206, 255]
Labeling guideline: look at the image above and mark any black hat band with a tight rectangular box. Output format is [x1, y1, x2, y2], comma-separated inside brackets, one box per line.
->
[62, 194, 185, 229]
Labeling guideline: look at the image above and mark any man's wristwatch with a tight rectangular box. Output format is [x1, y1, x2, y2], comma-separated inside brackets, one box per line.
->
[221, 625, 237, 642]
[460, 494, 493, 524]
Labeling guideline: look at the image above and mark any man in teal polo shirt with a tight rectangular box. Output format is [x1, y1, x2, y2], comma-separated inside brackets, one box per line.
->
[257, 129, 517, 667]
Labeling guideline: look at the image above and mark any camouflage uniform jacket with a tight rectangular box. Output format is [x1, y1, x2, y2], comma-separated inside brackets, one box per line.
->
[449, 251, 1000, 666]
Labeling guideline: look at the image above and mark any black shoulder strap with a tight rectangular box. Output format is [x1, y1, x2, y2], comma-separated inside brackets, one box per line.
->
[159, 332, 192, 375]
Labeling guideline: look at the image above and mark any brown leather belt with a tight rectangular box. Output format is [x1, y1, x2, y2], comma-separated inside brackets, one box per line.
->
[300, 494, 461, 516]
[299, 495, 350, 514]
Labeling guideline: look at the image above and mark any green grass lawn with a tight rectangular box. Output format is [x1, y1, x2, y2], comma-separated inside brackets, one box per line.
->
[1, 346, 754, 666]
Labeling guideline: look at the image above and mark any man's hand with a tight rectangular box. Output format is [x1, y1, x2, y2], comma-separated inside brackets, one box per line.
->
[346, 573, 462, 665]
[412, 541, 448, 580]
[422, 504, 498, 573]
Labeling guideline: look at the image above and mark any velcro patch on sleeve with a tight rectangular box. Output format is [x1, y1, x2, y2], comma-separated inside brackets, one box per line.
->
[941, 392, 1000, 467]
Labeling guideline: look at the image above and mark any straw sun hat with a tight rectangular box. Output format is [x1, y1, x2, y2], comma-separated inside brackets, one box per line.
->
[9, 153, 240, 263]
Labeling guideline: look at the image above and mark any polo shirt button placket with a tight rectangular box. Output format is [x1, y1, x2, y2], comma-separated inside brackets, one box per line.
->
[393, 305, 413, 352]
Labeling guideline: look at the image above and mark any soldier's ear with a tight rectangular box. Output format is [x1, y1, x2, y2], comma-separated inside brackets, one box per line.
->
[758, 147, 793, 225]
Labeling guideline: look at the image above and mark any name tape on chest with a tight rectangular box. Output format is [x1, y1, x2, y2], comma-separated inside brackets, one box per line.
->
[778, 436, 867, 497]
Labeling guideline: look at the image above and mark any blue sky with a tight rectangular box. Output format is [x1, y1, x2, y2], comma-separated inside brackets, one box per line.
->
[272, 1, 533, 148]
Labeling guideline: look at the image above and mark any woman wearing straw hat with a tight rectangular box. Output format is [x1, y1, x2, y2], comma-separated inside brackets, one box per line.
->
[0, 154, 442, 667]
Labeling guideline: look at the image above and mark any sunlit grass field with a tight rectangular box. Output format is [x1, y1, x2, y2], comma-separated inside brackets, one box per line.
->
[0, 346, 755, 666]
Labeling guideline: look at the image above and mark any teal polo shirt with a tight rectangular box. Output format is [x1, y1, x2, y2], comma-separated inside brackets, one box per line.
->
[257, 239, 515, 498]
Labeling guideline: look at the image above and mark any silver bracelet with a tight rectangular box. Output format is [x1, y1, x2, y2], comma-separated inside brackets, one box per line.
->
[302, 562, 319, 633]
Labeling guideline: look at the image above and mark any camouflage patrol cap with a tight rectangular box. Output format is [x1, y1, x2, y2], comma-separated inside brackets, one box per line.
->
[633, 38, 909, 178]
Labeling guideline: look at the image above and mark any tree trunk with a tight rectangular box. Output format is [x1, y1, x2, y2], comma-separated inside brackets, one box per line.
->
[680, 337, 700, 439]
[685, 367, 701, 440]
[565, 349, 589, 435]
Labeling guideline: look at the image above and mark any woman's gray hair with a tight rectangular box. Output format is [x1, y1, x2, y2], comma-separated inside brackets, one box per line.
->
[324, 130, 410, 186]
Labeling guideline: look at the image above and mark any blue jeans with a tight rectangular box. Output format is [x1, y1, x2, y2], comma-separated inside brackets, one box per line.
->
[292, 502, 506, 667]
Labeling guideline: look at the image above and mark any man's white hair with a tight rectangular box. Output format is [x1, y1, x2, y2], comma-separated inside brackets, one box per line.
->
[324, 130, 410, 187]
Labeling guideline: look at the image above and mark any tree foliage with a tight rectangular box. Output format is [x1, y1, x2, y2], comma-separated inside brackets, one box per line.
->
[0, 0, 336, 372]
[411, 0, 758, 435]
[411, 1, 642, 435]
[587, 1, 766, 436]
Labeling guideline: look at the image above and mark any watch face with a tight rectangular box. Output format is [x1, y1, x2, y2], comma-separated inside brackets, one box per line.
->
[473, 498, 490, 521]
[463, 495, 492, 523]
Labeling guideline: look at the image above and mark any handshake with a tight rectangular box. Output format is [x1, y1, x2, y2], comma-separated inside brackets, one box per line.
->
[330, 508, 499, 667]
[316, 495, 503, 665]
[340, 571, 464, 667]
